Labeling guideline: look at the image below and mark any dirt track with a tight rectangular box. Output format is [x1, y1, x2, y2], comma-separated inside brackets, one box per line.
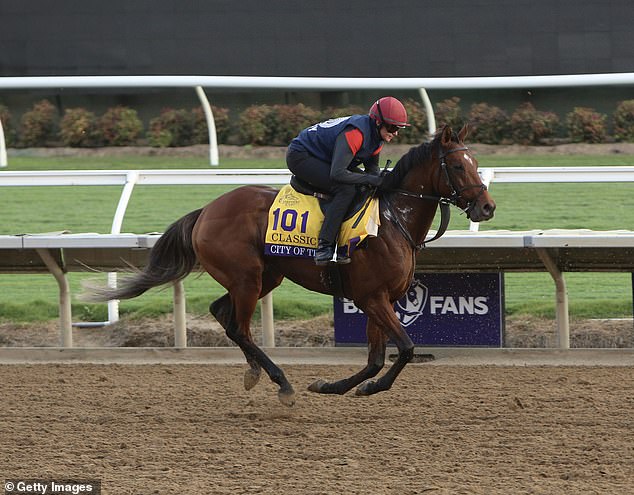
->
[1, 362, 633, 494]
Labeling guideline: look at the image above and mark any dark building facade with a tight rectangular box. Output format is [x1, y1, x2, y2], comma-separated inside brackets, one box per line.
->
[0, 0, 632, 123]
[2, 0, 632, 77]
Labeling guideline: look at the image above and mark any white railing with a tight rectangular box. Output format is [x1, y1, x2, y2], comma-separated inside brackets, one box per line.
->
[2, 72, 634, 168]
[5, 166, 634, 187]
[3, 73, 634, 90]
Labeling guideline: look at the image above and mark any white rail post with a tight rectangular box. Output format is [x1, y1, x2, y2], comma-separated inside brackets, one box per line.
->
[173, 280, 187, 347]
[536, 248, 570, 349]
[0, 115, 7, 167]
[35, 248, 73, 347]
[108, 170, 140, 323]
[418, 88, 436, 136]
[195, 86, 219, 166]
[261, 293, 275, 347]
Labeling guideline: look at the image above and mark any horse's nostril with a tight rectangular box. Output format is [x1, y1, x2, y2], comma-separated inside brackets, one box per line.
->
[483, 202, 496, 217]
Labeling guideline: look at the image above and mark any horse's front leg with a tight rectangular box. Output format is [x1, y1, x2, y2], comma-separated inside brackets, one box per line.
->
[308, 319, 387, 395]
[355, 301, 415, 396]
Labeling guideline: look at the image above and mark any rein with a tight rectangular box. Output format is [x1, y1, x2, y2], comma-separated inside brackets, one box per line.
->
[383, 145, 485, 250]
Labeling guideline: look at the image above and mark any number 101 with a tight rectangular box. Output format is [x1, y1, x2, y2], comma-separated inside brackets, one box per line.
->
[272, 208, 309, 233]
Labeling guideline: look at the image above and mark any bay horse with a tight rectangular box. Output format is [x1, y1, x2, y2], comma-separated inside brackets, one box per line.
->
[90, 124, 495, 406]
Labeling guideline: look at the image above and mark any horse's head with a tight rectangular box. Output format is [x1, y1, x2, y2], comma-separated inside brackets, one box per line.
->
[434, 124, 496, 222]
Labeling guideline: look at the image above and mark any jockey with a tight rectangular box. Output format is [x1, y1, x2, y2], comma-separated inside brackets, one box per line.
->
[286, 96, 410, 265]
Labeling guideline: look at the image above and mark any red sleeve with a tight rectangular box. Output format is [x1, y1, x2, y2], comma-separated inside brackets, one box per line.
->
[344, 128, 364, 155]
[371, 144, 384, 156]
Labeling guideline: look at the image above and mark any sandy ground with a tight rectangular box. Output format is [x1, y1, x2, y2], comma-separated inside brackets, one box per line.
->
[1, 315, 632, 493]
[0, 362, 633, 494]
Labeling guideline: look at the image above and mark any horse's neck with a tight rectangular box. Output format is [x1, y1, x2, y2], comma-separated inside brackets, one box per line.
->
[387, 161, 440, 247]
[388, 194, 439, 246]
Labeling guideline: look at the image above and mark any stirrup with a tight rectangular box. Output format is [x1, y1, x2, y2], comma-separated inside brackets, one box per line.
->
[335, 252, 351, 264]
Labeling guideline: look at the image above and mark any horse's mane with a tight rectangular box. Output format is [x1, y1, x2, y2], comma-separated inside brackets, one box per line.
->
[382, 126, 459, 190]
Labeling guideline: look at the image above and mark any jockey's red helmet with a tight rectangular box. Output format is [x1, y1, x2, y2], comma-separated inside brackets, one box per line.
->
[369, 96, 411, 128]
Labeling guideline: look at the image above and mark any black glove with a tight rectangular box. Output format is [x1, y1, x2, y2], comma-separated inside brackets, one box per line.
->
[365, 174, 384, 189]
[380, 160, 392, 177]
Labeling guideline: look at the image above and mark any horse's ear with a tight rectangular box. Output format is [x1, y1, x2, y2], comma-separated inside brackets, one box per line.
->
[458, 123, 470, 142]
[440, 125, 453, 147]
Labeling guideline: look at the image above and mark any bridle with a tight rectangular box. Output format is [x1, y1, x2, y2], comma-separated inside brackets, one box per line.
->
[383, 145, 487, 249]
[439, 146, 487, 215]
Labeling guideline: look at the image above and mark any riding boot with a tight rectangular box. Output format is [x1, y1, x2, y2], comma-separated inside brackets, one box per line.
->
[315, 184, 356, 265]
[314, 239, 335, 265]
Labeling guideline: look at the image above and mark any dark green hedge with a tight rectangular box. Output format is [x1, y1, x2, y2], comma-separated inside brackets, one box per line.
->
[2, 98, 633, 147]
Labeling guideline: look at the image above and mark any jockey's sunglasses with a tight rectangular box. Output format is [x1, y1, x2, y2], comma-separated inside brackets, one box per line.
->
[384, 123, 404, 134]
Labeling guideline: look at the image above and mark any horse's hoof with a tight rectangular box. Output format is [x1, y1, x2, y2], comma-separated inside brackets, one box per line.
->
[278, 387, 296, 407]
[243, 368, 261, 391]
[307, 379, 328, 393]
[355, 381, 375, 396]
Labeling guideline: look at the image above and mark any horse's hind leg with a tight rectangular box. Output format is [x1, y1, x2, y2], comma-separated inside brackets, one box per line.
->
[210, 294, 262, 390]
[209, 273, 295, 406]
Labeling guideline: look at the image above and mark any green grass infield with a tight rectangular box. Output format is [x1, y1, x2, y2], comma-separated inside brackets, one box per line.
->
[1, 152, 633, 323]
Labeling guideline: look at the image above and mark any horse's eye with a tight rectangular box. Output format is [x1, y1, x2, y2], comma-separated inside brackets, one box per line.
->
[452, 164, 465, 172]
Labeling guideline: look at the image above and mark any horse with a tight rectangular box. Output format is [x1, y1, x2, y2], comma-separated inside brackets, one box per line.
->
[89, 124, 495, 406]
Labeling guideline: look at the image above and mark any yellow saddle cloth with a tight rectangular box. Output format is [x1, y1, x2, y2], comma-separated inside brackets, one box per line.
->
[264, 184, 380, 259]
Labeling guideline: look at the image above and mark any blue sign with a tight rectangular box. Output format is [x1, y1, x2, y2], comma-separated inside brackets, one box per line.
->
[334, 272, 504, 347]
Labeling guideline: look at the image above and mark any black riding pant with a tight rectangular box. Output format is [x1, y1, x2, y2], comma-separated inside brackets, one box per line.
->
[286, 148, 356, 244]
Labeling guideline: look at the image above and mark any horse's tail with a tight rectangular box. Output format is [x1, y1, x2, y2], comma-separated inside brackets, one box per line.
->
[87, 208, 203, 301]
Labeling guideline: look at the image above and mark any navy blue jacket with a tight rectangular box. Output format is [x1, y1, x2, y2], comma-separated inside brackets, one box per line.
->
[289, 115, 383, 185]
